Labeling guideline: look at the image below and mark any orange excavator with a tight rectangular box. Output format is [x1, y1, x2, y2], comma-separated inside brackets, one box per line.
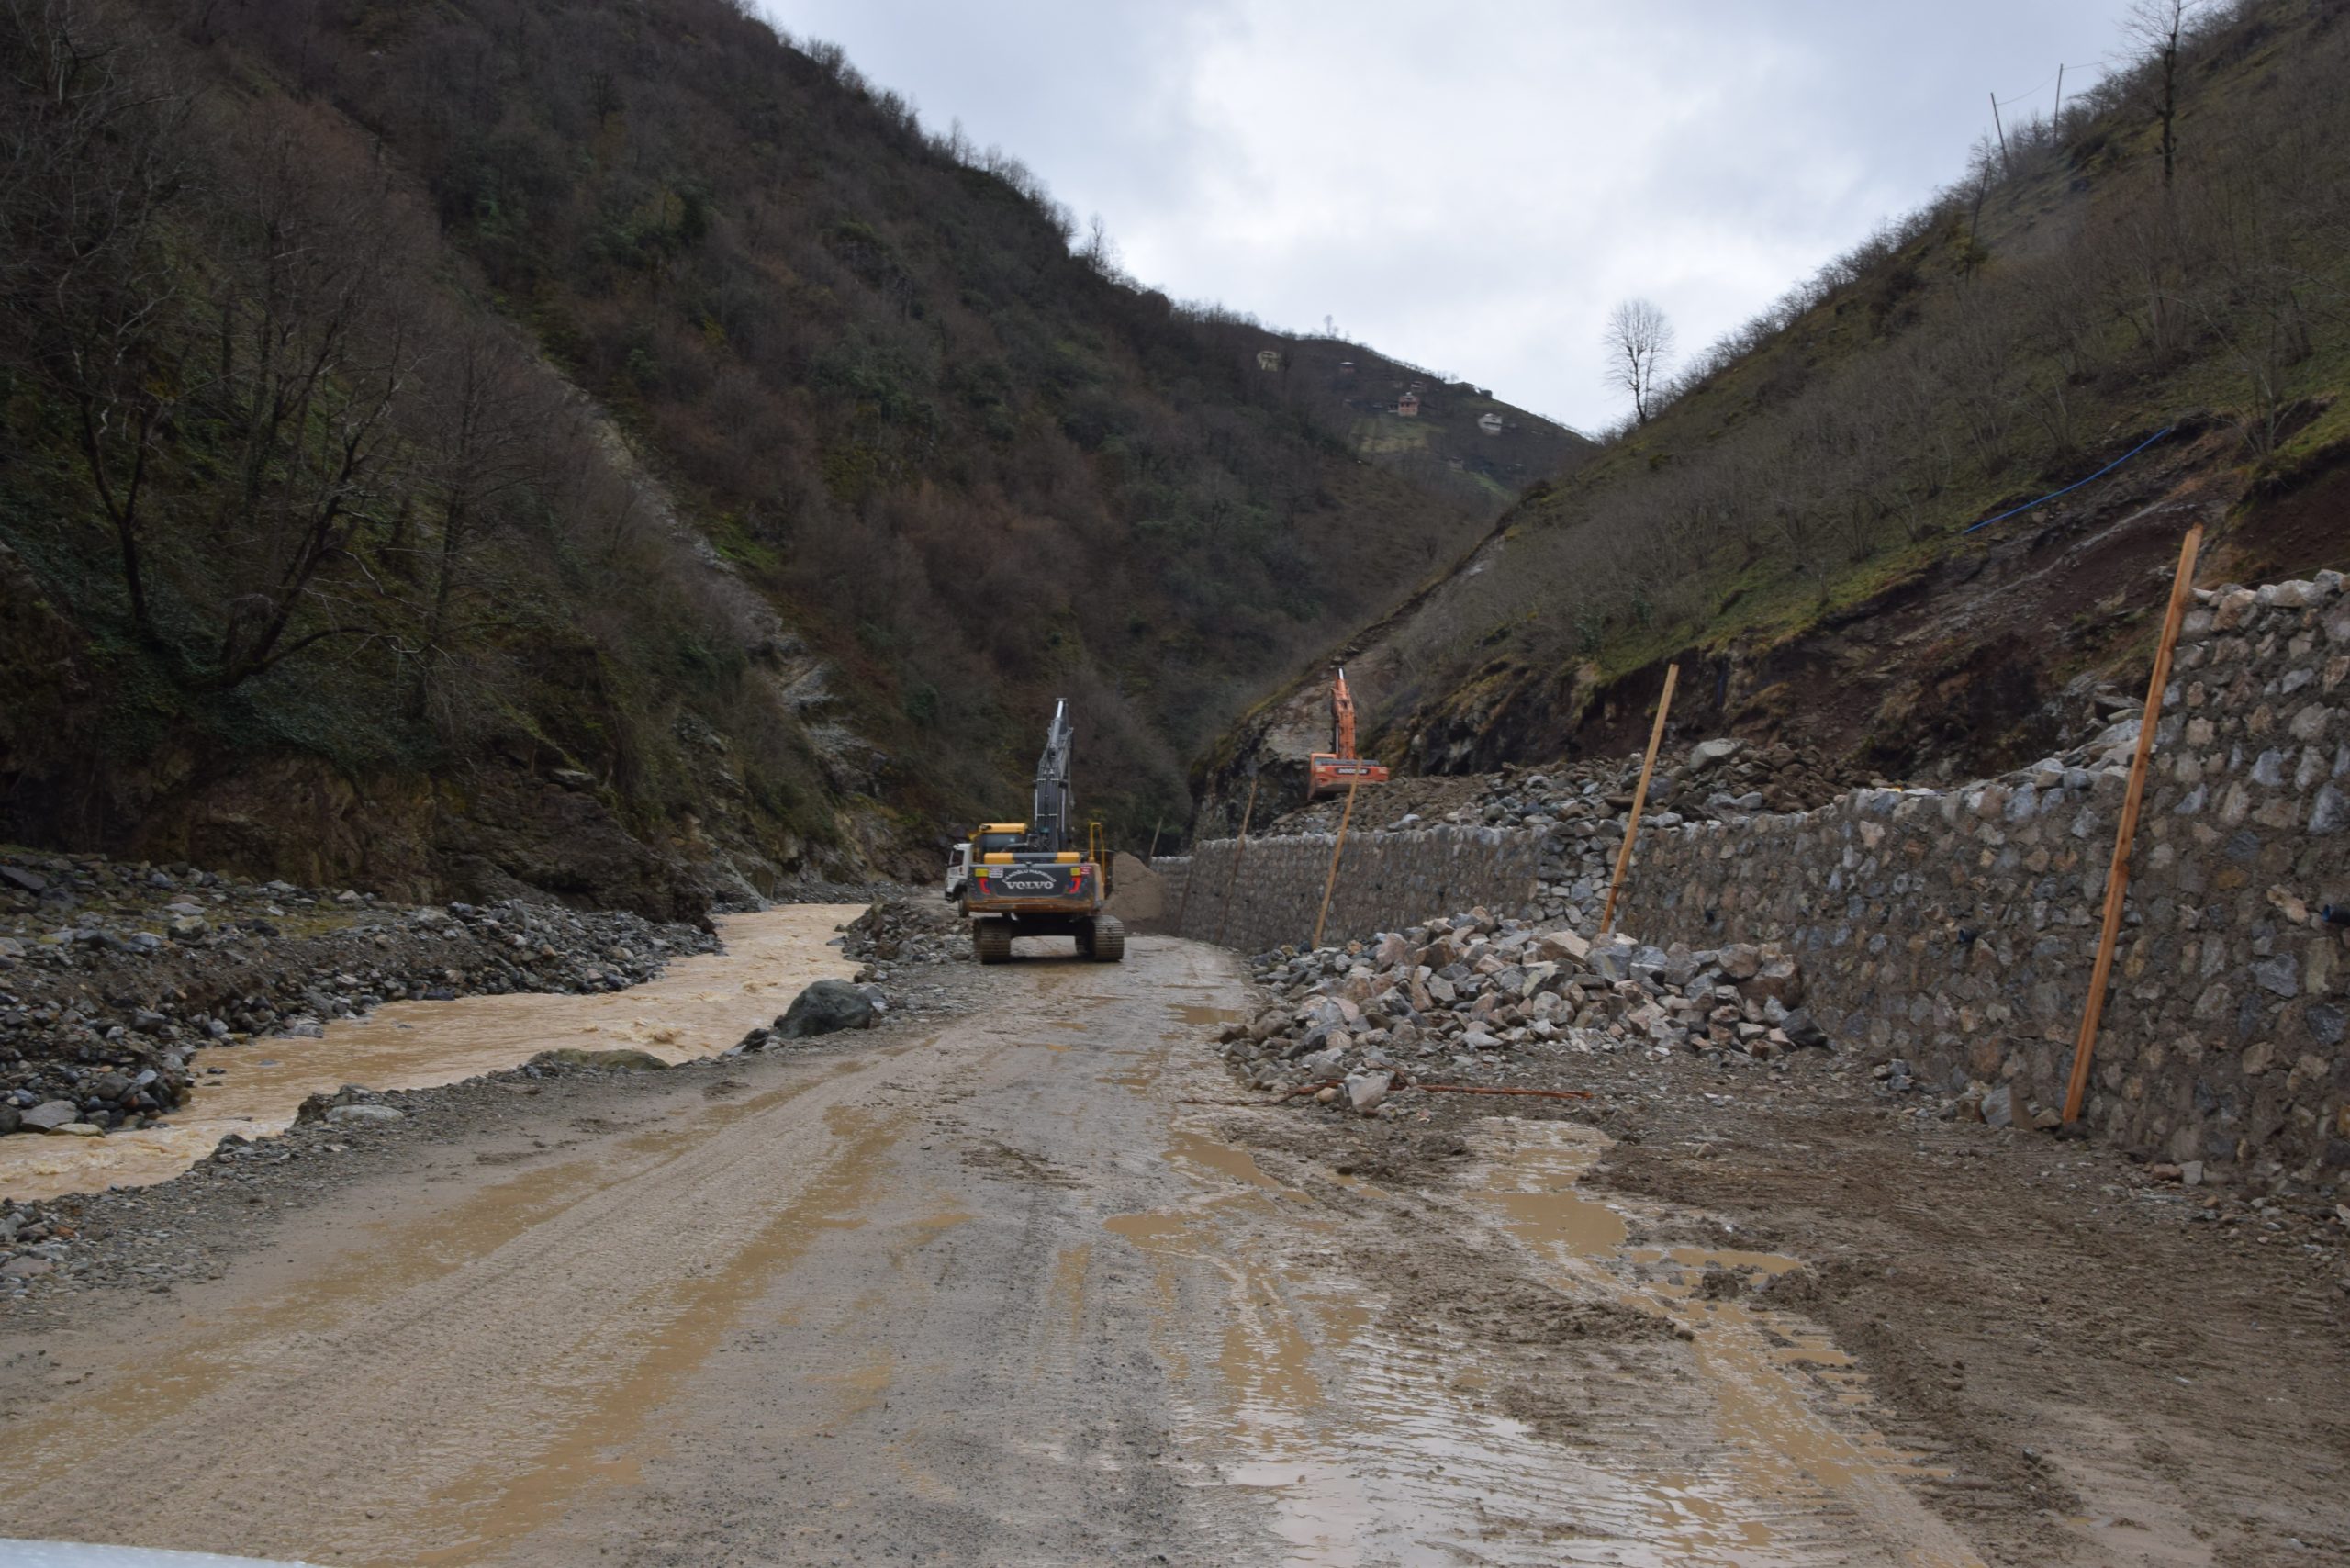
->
[1307, 666, 1391, 799]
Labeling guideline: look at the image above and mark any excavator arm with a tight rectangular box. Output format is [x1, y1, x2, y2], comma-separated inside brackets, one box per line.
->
[1309, 666, 1390, 799]
[1032, 700, 1074, 854]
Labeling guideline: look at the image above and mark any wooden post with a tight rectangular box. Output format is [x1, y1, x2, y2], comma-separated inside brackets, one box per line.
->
[1171, 847, 1197, 934]
[1311, 778, 1361, 950]
[1146, 818, 1164, 863]
[2065, 523, 2201, 1124]
[1989, 90, 2010, 174]
[1600, 663, 1680, 935]
[1212, 775, 1260, 949]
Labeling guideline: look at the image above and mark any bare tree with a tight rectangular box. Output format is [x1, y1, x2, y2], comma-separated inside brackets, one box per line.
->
[399, 311, 561, 716]
[0, 0, 196, 642]
[196, 103, 421, 689]
[1601, 297, 1674, 426]
[2121, 0, 2207, 190]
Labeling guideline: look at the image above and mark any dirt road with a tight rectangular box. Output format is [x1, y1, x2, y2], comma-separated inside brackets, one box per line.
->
[0, 935, 2335, 1564]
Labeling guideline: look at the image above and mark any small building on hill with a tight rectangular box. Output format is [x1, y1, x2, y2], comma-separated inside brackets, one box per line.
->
[1256, 349, 1282, 371]
[1396, 391, 1420, 418]
[1477, 411, 1505, 435]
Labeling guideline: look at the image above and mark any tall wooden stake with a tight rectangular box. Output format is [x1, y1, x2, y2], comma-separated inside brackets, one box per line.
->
[2065, 524, 2201, 1124]
[1600, 663, 1679, 935]
[1147, 818, 1164, 862]
[1990, 90, 2011, 173]
[1212, 775, 1259, 949]
[1311, 778, 1360, 950]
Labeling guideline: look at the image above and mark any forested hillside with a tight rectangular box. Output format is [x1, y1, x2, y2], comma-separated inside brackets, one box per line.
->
[1203, 0, 2350, 816]
[0, 0, 1580, 909]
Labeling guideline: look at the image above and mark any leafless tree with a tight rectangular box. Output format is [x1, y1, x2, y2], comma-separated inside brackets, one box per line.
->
[1601, 297, 1674, 426]
[0, 0, 196, 641]
[2121, 0, 2207, 190]
[197, 104, 421, 689]
[397, 312, 564, 714]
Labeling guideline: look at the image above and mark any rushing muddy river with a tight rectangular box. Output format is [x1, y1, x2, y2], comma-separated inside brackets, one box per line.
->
[0, 904, 865, 1203]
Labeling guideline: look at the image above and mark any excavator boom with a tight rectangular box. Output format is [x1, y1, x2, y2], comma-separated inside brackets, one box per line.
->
[1032, 700, 1074, 854]
[1308, 666, 1391, 799]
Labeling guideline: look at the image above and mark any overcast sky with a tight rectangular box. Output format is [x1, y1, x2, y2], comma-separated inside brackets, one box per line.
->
[760, 2, 2126, 431]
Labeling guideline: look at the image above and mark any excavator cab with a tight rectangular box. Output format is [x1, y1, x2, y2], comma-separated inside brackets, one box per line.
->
[1308, 666, 1392, 799]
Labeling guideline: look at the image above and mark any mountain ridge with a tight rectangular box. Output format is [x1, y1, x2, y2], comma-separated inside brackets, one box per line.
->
[0, 0, 1584, 909]
[1194, 0, 2350, 826]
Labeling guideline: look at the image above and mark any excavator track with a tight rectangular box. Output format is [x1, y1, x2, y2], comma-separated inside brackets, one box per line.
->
[1091, 914, 1126, 962]
[974, 918, 1013, 965]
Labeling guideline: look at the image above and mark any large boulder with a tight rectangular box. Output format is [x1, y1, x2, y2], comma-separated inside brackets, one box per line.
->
[1688, 737, 1746, 773]
[777, 979, 877, 1039]
[531, 1047, 670, 1072]
[21, 1101, 79, 1133]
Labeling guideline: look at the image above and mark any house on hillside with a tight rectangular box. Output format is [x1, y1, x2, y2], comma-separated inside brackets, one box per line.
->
[1477, 411, 1505, 435]
[1256, 349, 1282, 371]
[1337, 360, 1356, 376]
[1396, 391, 1420, 417]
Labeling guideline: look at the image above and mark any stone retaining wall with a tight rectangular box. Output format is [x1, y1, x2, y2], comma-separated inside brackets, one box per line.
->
[1628, 574, 2349, 1175]
[1158, 572, 2348, 1176]
[1148, 825, 1545, 955]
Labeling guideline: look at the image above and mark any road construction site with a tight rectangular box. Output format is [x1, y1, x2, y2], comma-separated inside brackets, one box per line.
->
[1, 902, 2342, 1566]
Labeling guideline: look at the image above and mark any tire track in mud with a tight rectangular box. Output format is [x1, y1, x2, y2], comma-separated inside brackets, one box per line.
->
[4, 938, 1996, 1566]
[1113, 1103, 1993, 1565]
[0, 1057, 927, 1564]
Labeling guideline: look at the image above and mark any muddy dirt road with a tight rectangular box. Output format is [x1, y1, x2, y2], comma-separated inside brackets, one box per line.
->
[0, 935, 2336, 1565]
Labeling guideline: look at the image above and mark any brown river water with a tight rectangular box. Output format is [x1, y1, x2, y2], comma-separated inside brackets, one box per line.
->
[0, 903, 865, 1203]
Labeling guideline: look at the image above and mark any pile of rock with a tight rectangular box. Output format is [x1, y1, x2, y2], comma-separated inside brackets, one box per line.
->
[0, 847, 718, 1137]
[1271, 738, 1854, 839]
[1258, 738, 1862, 935]
[839, 895, 967, 979]
[1217, 905, 1830, 1103]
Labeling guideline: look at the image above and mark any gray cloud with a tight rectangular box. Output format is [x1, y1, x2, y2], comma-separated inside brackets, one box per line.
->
[764, 1, 2123, 430]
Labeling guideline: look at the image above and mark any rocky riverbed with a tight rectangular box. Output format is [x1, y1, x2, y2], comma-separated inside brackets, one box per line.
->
[0, 846, 732, 1142]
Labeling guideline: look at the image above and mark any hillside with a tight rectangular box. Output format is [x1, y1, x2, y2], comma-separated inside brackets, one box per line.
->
[0, 0, 1580, 911]
[1199, 0, 2350, 824]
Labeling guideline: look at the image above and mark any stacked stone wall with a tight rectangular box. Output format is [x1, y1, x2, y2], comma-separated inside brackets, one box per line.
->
[1147, 825, 1544, 955]
[1628, 574, 2349, 1173]
[1156, 572, 2347, 1174]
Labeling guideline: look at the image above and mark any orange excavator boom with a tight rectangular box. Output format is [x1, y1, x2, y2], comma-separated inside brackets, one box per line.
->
[1308, 666, 1390, 799]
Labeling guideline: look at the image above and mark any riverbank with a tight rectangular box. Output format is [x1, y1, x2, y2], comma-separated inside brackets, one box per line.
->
[0, 846, 749, 1144]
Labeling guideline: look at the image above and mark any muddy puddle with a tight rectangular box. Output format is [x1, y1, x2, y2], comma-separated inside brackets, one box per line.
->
[1465, 1119, 1979, 1565]
[0, 904, 864, 1202]
[1108, 1112, 1984, 1566]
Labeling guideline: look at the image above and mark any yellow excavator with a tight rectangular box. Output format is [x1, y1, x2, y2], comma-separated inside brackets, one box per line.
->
[957, 700, 1125, 963]
[1308, 666, 1390, 799]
